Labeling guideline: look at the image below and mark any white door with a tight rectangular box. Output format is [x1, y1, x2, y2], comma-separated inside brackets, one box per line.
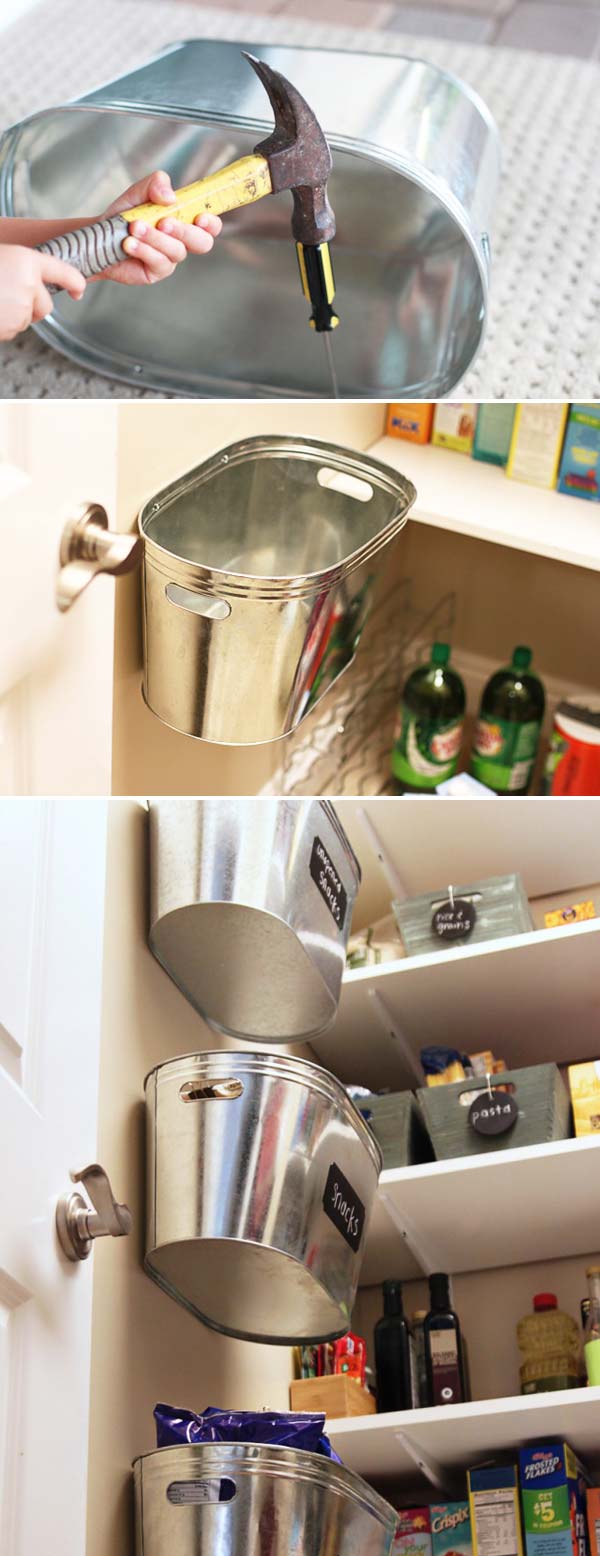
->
[0, 403, 119, 796]
[0, 798, 109, 1556]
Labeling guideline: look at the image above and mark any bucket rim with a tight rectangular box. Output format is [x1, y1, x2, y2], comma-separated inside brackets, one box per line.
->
[137, 435, 416, 601]
[131, 1440, 397, 1528]
[143, 1048, 383, 1174]
[147, 795, 361, 888]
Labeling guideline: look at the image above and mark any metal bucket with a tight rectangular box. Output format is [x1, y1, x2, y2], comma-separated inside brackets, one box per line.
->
[138, 435, 415, 745]
[148, 798, 360, 1043]
[133, 1443, 397, 1556]
[144, 1050, 382, 1343]
[0, 40, 500, 398]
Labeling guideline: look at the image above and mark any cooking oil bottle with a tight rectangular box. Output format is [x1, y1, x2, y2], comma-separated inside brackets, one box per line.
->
[517, 1292, 580, 1394]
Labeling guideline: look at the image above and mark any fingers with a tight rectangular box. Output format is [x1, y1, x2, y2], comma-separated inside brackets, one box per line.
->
[122, 230, 178, 282]
[157, 213, 220, 254]
[38, 253, 87, 298]
[128, 221, 187, 266]
[32, 283, 53, 323]
[107, 169, 176, 217]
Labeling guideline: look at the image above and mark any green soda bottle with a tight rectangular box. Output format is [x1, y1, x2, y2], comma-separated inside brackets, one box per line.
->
[470, 646, 545, 795]
[391, 643, 466, 794]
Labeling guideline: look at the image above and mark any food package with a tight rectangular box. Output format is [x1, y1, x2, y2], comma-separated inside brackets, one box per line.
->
[568, 1061, 600, 1137]
[154, 1403, 339, 1459]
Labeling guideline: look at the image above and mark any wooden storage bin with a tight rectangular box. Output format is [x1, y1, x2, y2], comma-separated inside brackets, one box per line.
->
[417, 1064, 572, 1160]
[355, 1090, 433, 1169]
[393, 873, 533, 958]
[290, 1375, 376, 1419]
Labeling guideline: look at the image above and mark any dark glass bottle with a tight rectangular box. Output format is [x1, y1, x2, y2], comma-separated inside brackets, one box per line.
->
[391, 643, 466, 794]
[470, 646, 545, 795]
[374, 1280, 416, 1412]
[424, 1273, 468, 1407]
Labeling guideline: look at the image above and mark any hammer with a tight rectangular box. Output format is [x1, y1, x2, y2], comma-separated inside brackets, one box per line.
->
[37, 52, 338, 334]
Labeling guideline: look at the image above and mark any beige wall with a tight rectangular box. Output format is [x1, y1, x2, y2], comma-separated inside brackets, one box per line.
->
[111, 401, 387, 796]
[86, 801, 307, 1556]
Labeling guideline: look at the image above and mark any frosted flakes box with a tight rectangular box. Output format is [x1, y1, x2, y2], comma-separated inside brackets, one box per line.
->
[519, 1443, 591, 1556]
[431, 1502, 473, 1556]
[394, 1508, 433, 1556]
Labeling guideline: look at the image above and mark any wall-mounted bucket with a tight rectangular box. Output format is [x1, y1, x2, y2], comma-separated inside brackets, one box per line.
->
[148, 798, 360, 1043]
[144, 1051, 382, 1343]
[134, 1443, 398, 1556]
[0, 41, 500, 397]
[138, 436, 415, 745]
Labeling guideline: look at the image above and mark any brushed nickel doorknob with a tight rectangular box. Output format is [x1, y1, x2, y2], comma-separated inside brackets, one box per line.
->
[56, 1163, 132, 1262]
[57, 503, 142, 612]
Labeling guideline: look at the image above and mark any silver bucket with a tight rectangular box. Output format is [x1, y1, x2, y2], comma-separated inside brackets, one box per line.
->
[133, 1444, 397, 1556]
[138, 436, 415, 745]
[144, 1051, 382, 1343]
[148, 798, 360, 1044]
[0, 40, 500, 397]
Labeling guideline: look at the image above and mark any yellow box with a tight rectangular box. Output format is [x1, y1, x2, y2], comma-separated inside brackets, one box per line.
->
[432, 403, 477, 454]
[545, 900, 596, 929]
[568, 1060, 600, 1137]
[506, 403, 569, 488]
[386, 403, 434, 443]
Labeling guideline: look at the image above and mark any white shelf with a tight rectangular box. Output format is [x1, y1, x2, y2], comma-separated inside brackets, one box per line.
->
[328, 1388, 600, 1485]
[361, 1135, 600, 1286]
[371, 436, 600, 573]
[312, 918, 600, 1091]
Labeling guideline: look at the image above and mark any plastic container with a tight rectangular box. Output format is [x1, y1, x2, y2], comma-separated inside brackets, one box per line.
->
[517, 1293, 580, 1394]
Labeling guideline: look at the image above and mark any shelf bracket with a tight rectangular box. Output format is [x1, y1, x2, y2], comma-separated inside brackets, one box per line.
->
[394, 1430, 450, 1493]
[378, 1188, 439, 1275]
[357, 806, 409, 901]
[367, 988, 423, 1087]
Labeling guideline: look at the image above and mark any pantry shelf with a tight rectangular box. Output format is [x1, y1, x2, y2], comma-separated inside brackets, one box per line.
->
[361, 1135, 600, 1286]
[327, 1387, 600, 1486]
[370, 436, 600, 573]
[312, 919, 600, 1091]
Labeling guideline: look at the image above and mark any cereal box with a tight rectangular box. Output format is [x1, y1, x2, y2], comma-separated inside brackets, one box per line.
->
[586, 1488, 600, 1556]
[568, 1061, 600, 1138]
[519, 1443, 591, 1556]
[431, 1502, 473, 1556]
[558, 405, 600, 502]
[468, 1465, 524, 1556]
[387, 404, 434, 444]
[394, 1508, 432, 1556]
[432, 404, 476, 454]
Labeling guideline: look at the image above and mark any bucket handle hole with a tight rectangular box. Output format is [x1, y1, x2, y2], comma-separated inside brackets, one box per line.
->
[316, 468, 373, 503]
[167, 1479, 237, 1505]
[165, 583, 231, 619]
[180, 1079, 244, 1103]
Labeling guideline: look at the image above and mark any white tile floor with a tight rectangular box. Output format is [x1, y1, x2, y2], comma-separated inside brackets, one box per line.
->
[199, 0, 600, 56]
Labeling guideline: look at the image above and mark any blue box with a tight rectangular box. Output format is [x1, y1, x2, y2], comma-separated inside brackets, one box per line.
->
[519, 1443, 591, 1556]
[558, 405, 600, 501]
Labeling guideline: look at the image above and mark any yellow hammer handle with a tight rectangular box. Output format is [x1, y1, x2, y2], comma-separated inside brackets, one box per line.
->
[122, 154, 272, 226]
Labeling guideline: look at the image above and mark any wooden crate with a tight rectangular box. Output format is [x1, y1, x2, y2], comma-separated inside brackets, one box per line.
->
[289, 1375, 376, 1418]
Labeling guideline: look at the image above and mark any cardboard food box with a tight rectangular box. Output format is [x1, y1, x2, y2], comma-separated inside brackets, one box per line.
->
[431, 1502, 473, 1556]
[468, 1465, 524, 1556]
[394, 1509, 432, 1556]
[568, 1060, 600, 1137]
[387, 404, 434, 443]
[545, 901, 596, 929]
[519, 1443, 592, 1556]
[506, 403, 569, 488]
[432, 403, 477, 454]
[558, 405, 600, 501]
[586, 1488, 600, 1556]
[473, 405, 517, 466]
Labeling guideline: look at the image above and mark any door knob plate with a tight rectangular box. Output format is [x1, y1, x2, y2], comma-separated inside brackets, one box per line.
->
[57, 503, 142, 612]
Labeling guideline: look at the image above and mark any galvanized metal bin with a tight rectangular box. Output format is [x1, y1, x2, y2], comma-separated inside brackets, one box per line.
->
[148, 798, 360, 1042]
[0, 41, 500, 397]
[144, 1051, 382, 1343]
[134, 1443, 397, 1556]
[138, 436, 415, 745]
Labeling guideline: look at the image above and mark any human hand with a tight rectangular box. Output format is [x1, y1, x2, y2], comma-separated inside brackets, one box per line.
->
[0, 244, 85, 340]
[98, 169, 223, 285]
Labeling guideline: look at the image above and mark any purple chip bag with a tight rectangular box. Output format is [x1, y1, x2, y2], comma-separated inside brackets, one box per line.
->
[154, 1404, 340, 1462]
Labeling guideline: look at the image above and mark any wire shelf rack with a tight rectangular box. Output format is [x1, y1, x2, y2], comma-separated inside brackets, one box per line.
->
[264, 580, 457, 796]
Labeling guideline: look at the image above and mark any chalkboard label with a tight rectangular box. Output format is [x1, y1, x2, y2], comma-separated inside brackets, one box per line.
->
[431, 897, 476, 942]
[310, 836, 347, 929]
[469, 1089, 518, 1136]
[322, 1162, 365, 1252]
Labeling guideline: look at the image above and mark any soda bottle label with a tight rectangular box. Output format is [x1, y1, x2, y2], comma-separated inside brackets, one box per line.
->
[470, 716, 542, 793]
[392, 709, 464, 790]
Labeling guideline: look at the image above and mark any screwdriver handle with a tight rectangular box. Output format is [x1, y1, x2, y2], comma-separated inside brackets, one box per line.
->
[37, 154, 272, 284]
[296, 241, 339, 333]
